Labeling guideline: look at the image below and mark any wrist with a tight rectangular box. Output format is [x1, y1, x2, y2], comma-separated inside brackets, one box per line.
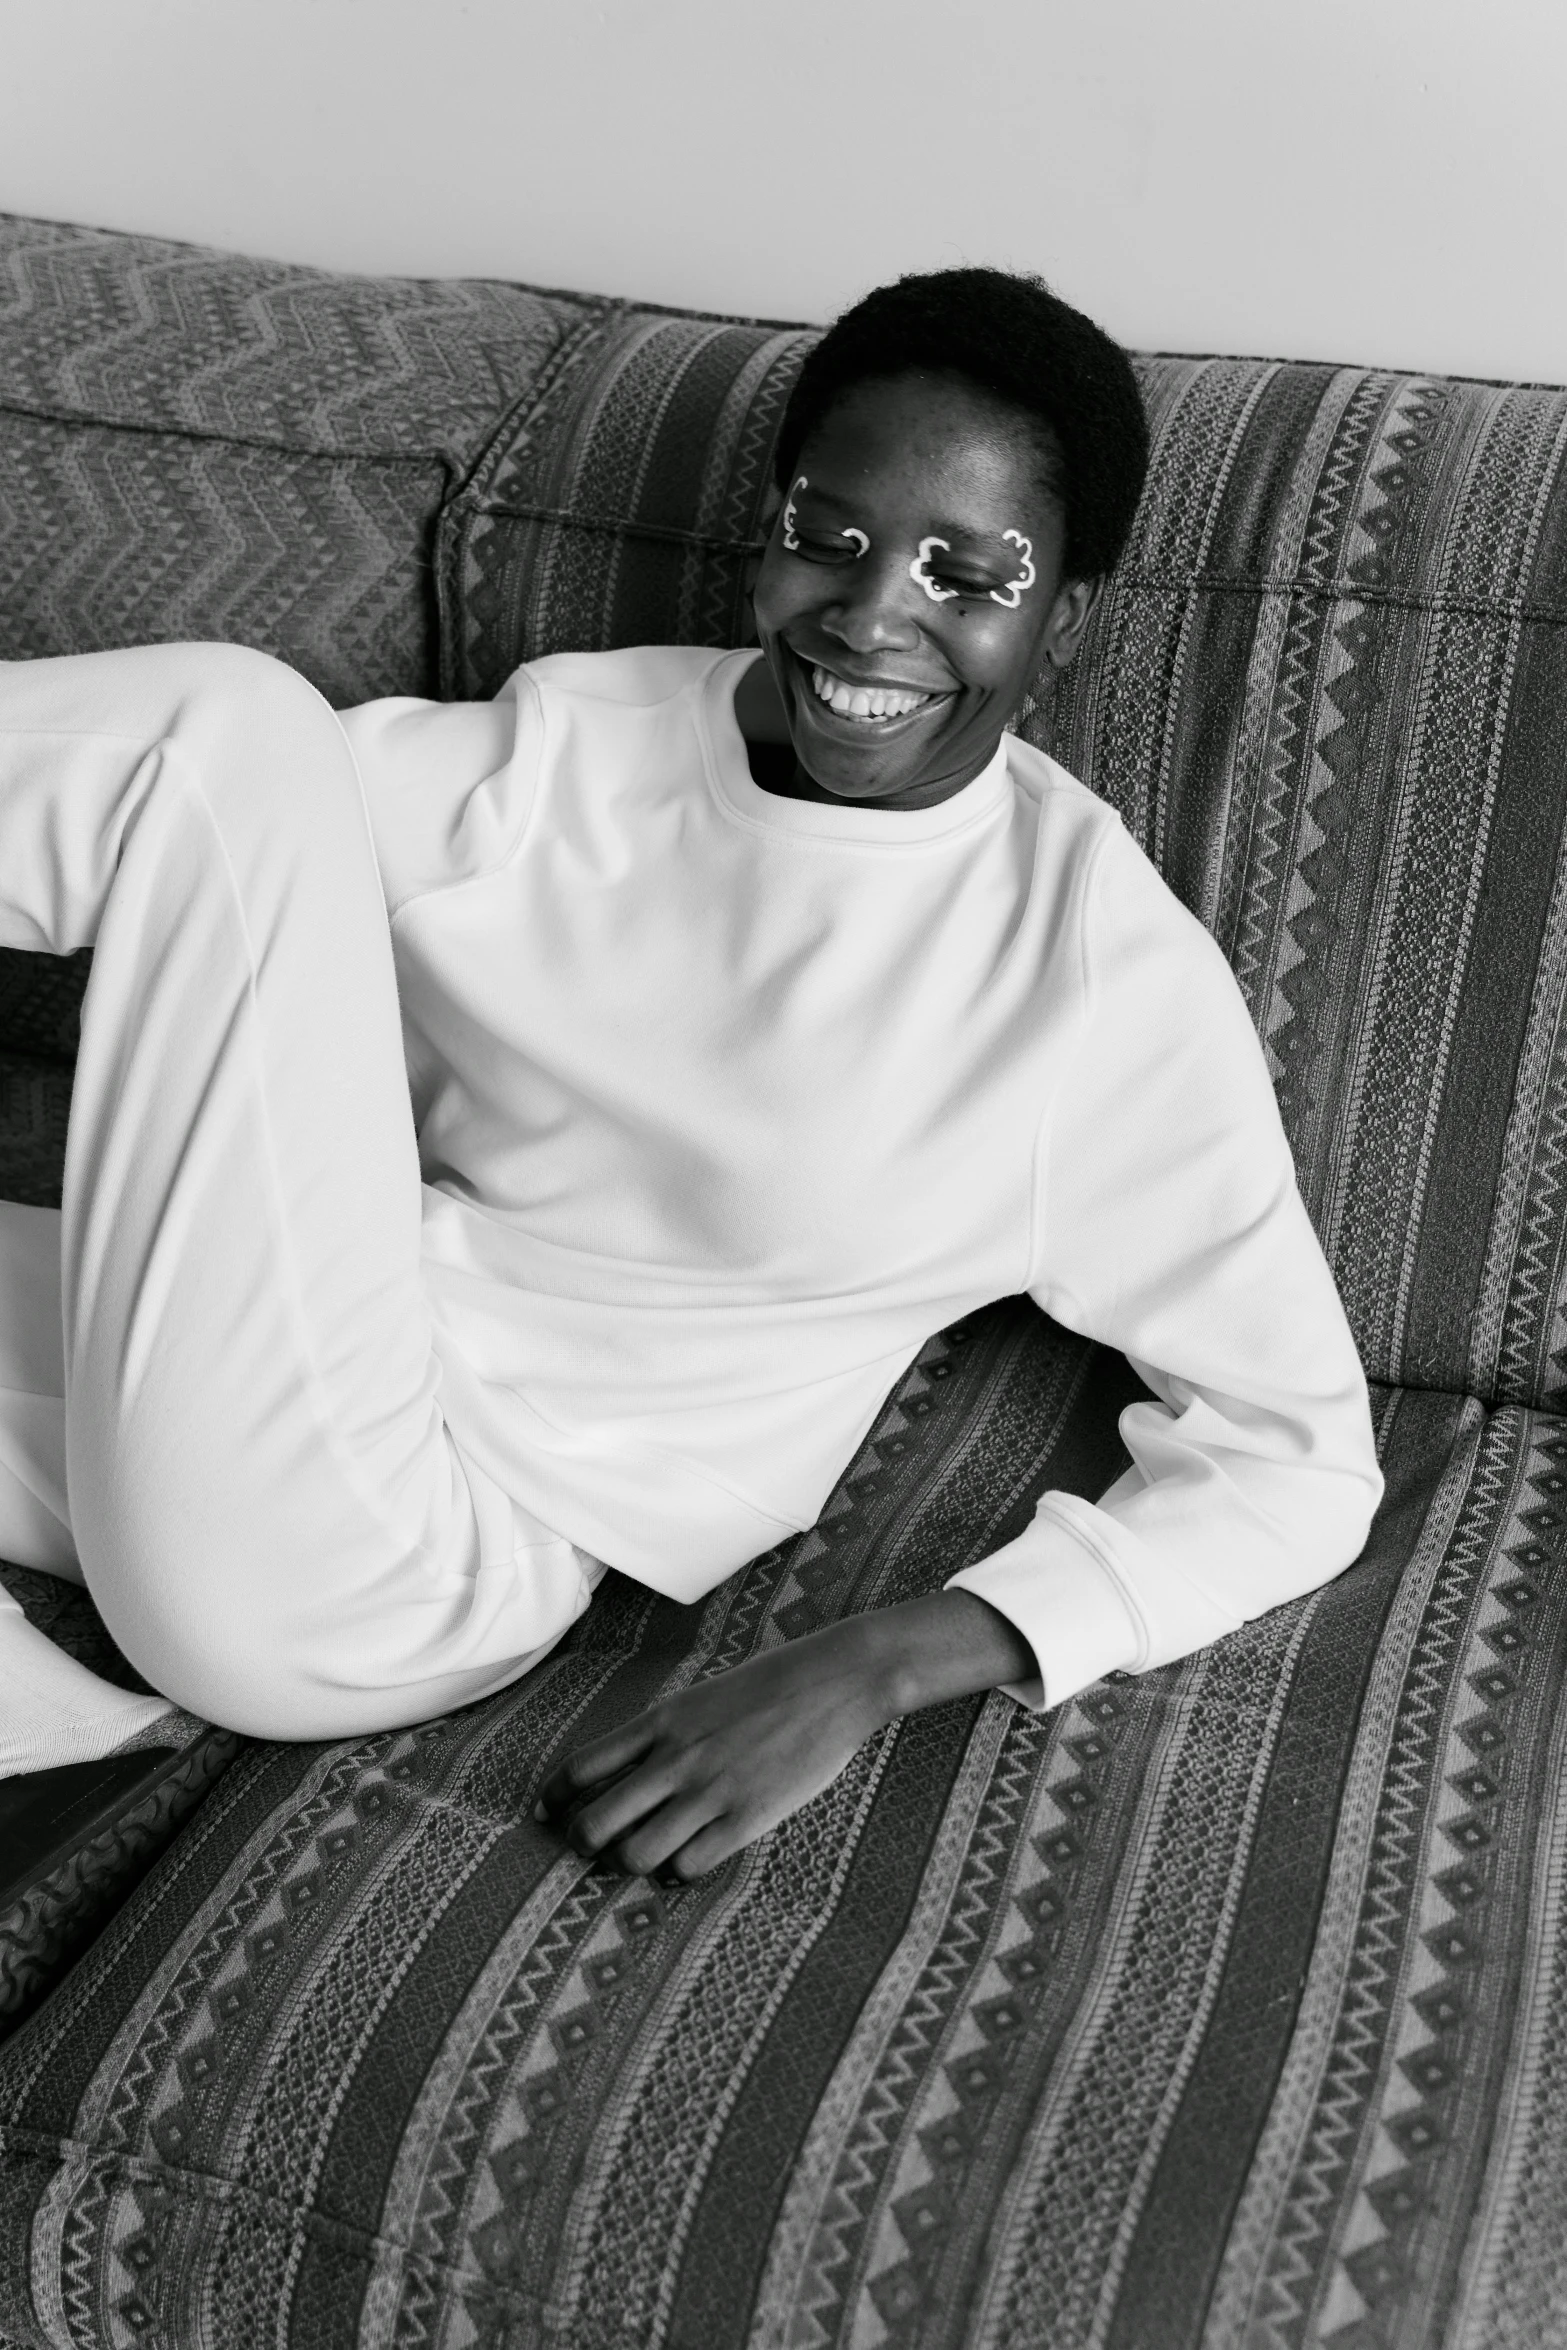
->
[849, 1590, 1036, 1723]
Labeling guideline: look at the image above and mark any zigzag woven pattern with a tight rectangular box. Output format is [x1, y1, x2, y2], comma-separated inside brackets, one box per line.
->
[1041, 360, 1567, 1410]
[0, 212, 594, 707]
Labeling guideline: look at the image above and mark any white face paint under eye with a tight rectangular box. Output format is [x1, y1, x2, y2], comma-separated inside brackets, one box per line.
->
[989, 529, 1037, 609]
[782, 476, 806, 551]
[910, 536, 960, 604]
[840, 526, 869, 558]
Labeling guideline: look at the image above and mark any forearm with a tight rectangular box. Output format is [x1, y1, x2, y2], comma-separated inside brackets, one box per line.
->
[536, 1588, 1039, 1881]
[848, 1588, 1037, 1724]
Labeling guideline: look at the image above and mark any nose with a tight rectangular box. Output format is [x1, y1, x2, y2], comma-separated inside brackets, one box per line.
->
[818, 550, 924, 655]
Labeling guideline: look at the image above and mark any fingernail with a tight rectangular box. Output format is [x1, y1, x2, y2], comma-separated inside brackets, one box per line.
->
[532, 1800, 547, 1821]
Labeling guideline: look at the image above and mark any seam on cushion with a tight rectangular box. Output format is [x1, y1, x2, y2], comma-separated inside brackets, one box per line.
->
[0, 392, 498, 471]
[1108, 569, 1567, 624]
[439, 299, 631, 511]
[433, 306, 627, 697]
[0, 2124, 567, 2327]
[478, 500, 768, 552]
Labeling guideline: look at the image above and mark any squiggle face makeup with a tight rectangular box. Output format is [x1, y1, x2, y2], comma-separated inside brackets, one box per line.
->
[783, 481, 871, 561]
[909, 536, 960, 603]
[989, 529, 1037, 609]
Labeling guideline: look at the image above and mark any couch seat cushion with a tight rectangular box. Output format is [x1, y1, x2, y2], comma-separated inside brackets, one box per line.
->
[2, 1298, 1564, 2350]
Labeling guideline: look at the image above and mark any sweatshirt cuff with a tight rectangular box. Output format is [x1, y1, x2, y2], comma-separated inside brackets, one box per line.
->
[945, 1494, 1146, 1713]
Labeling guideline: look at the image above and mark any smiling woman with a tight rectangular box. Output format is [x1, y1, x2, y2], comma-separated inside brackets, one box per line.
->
[736, 268, 1148, 811]
[1, 266, 1380, 1908]
[518, 273, 1379, 1879]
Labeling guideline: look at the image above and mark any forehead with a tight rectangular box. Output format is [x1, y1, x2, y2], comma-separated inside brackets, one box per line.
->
[795, 371, 1058, 534]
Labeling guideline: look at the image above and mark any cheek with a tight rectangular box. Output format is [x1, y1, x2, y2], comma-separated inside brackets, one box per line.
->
[752, 547, 811, 635]
[939, 609, 1036, 692]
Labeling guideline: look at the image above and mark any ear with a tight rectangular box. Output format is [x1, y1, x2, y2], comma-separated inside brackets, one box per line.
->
[1042, 575, 1104, 671]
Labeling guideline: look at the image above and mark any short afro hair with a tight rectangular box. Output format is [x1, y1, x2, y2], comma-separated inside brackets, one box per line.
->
[774, 266, 1149, 584]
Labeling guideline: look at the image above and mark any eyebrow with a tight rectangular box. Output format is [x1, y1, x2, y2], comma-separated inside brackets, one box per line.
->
[793, 486, 1021, 561]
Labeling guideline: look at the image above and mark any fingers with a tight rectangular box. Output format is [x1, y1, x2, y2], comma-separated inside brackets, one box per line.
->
[534, 1717, 658, 1821]
[556, 1756, 688, 1859]
[532, 1733, 736, 1883]
[610, 1793, 723, 1881]
[657, 1816, 742, 1882]
[533, 1720, 729, 1881]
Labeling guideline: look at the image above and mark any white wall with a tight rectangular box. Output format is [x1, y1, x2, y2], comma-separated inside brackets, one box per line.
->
[3, 0, 1565, 381]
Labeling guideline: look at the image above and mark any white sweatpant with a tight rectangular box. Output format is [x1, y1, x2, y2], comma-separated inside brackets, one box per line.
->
[0, 643, 599, 1776]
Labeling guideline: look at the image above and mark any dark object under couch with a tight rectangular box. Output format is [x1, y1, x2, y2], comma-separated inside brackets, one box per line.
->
[1, 212, 1566, 2350]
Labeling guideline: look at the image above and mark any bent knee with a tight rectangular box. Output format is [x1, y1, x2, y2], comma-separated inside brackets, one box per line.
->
[116, 1588, 491, 1745]
[164, 641, 339, 769]
[137, 1631, 407, 1745]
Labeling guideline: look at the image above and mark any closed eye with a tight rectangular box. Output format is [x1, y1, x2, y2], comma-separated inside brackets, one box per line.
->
[931, 571, 1004, 598]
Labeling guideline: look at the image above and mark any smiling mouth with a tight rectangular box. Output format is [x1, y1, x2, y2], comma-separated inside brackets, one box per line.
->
[803, 658, 945, 726]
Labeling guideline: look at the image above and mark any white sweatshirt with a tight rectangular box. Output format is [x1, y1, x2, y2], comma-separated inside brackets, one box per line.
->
[340, 645, 1382, 1712]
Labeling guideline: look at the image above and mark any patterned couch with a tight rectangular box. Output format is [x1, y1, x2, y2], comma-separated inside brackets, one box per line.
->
[1, 211, 1566, 2350]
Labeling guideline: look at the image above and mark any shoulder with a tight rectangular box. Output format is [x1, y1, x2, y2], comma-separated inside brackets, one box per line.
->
[1002, 733, 1138, 964]
[518, 643, 738, 711]
[1002, 730, 1124, 871]
[1004, 734, 1257, 1036]
[1005, 737, 1218, 958]
[1003, 729, 1107, 818]
[339, 671, 549, 912]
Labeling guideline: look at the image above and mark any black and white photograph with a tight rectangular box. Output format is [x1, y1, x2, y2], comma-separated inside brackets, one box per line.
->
[1, 4, 1564, 2344]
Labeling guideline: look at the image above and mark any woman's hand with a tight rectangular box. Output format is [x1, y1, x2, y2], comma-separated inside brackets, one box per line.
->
[533, 1590, 1034, 1882]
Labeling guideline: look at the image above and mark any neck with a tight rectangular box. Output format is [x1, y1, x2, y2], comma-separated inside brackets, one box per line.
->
[744, 738, 999, 812]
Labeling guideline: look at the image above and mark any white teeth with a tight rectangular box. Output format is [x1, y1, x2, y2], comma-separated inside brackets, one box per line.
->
[809, 664, 933, 722]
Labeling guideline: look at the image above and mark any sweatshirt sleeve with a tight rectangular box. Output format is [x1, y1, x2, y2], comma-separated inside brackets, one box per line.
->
[335, 667, 544, 916]
[946, 815, 1384, 1712]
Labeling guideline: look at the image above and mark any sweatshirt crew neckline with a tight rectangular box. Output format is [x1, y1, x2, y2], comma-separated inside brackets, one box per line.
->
[701, 650, 1014, 846]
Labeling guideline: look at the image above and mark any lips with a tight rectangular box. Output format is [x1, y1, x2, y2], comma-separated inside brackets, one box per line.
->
[792, 650, 951, 730]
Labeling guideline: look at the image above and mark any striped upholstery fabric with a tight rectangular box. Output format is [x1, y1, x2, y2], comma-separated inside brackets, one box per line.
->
[437, 306, 813, 695]
[1032, 360, 1567, 1411]
[0, 211, 592, 707]
[3, 1325, 1564, 2350]
[2, 217, 1567, 2350]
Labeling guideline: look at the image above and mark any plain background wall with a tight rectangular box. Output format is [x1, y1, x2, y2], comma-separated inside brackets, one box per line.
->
[2, 0, 1564, 381]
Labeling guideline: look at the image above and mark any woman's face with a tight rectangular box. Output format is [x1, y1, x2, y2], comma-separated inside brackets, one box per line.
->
[751, 371, 1100, 811]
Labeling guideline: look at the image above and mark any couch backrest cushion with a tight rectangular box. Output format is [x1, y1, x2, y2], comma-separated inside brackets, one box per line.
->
[437, 305, 815, 697]
[1038, 360, 1567, 1410]
[0, 212, 594, 706]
